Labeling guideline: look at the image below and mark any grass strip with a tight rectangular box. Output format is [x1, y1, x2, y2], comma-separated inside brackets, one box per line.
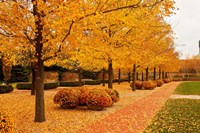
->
[143, 99, 200, 133]
[173, 82, 200, 95]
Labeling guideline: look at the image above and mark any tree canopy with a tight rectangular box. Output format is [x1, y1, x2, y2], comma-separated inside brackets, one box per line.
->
[0, 0, 179, 122]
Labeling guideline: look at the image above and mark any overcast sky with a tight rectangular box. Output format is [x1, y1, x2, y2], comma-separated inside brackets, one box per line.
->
[167, 0, 200, 59]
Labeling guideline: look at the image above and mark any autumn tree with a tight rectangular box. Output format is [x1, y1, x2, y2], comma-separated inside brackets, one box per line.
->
[72, 0, 177, 88]
[0, 36, 18, 84]
[0, 0, 175, 122]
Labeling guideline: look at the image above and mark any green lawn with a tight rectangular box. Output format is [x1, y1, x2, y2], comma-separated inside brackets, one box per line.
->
[143, 99, 200, 133]
[143, 82, 200, 133]
[173, 82, 200, 95]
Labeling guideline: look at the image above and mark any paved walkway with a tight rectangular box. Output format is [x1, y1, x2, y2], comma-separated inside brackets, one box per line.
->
[78, 82, 181, 133]
[170, 94, 200, 99]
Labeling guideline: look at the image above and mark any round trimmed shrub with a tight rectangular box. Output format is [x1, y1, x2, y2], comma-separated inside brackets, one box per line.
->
[143, 81, 157, 90]
[155, 79, 164, 87]
[53, 89, 81, 109]
[0, 112, 13, 133]
[163, 78, 171, 83]
[79, 87, 120, 107]
[135, 81, 143, 89]
[86, 90, 113, 111]
[79, 87, 91, 106]
[130, 81, 143, 90]
[104, 89, 120, 104]
[0, 85, 13, 94]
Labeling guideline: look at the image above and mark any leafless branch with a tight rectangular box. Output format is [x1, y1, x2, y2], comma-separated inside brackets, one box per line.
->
[62, 20, 74, 42]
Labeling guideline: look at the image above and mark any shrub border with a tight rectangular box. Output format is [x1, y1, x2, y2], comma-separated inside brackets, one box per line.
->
[0, 85, 14, 94]
[16, 82, 59, 90]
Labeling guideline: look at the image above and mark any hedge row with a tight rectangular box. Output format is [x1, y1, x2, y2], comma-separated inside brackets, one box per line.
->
[104, 79, 127, 83]
[0, 85, 13, 94]
[84, 80, 102, 85]
[15, 79, 129, 90]
[16, 82, 59, 90]
[59, 81, 85, 87]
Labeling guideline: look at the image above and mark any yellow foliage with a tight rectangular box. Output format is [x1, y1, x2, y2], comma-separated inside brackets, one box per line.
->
[0, 0, 177, 72]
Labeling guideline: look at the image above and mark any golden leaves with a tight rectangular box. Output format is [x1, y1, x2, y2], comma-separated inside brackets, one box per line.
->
[0, 0, 179, 73]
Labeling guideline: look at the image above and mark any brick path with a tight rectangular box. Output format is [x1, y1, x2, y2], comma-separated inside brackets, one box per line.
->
[79, 82, 181, 133]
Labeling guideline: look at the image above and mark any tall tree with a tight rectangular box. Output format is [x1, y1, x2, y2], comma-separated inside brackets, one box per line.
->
[0, 0, 176, 122]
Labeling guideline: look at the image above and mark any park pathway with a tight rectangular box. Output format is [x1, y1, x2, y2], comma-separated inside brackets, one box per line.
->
[78, 82, 181, 133]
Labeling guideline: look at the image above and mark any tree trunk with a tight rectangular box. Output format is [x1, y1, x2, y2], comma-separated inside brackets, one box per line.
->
[78, 68, 82, 86]
[118, 69, 121, 84]
[158, 69, 161, 79]
[31, 62, 36, 95]
[34, 61, 45, 122]
[136, 72, 139, 80]
[58, 71, 62, 81]
[146, 67, 149, 81]
[102, 68, 105, 87]
[108, 60, 113, 89]
[153, 67, 156, 81]
[128, 72, 131, 83]
[142, 72, 144, 81]
[132, 64, 136, 91]
[162, 71, 165, 79]
[165, 72, 168, 78]
[33, 0, 45, 122]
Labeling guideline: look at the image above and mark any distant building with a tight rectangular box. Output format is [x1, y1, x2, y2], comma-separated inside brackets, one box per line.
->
[193, 40, 200, 59]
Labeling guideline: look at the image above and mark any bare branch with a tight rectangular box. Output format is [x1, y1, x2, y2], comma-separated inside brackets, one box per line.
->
[62, 20, 74, 42]
[42, 45, 61, 61]
[23, 30, 35, 45]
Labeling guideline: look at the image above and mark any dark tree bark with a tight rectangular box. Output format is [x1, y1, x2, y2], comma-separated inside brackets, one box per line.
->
[128, 72, 131, 83]
[118, 69, 121, 84]
[142, 72, 144, 81]
[159, 69, 161, 79]
[146, 67, 149, 81]
[31, 62, 36, 95]
[34, 61, 45, 122]
[136, 72, 139, 80]
[153, 67, 156, 81]
[108, 60, 113, 89]
[58, 71, 62, 81]
[162, 71, 165, 79]
[33, 0, 45, 122]
[102, 68, 105, 87]
[165, 72, 168, 78]
[132, 64, 136, 91]
[78, 68, 82, 86]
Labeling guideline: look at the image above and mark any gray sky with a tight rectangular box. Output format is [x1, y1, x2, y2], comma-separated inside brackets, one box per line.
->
[167, 0, 200, 59]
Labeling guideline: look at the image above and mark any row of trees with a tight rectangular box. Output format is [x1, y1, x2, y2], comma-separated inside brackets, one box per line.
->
[180, 58, 200, 73]
[0, 0, 180, 122]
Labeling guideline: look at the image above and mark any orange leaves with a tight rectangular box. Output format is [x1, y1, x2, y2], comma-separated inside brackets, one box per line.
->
[0, 0, 178, 73]
[0, 112, 14, 133]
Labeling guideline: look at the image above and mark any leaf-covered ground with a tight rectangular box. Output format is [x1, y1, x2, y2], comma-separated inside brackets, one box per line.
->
[0, 82, 180, 133]
[0, 83, 155, 132]
[143, 99, 200, 133]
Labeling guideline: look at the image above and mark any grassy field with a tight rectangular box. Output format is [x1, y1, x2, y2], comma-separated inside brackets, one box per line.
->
[143, 82, 200, 133]
[173, 82, 200, 95]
